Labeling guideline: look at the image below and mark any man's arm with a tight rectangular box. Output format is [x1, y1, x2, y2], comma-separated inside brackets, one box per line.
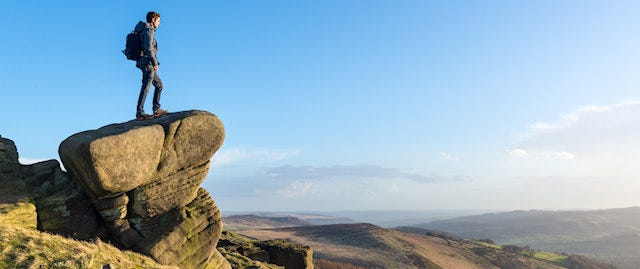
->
[141, 28, 159, 67]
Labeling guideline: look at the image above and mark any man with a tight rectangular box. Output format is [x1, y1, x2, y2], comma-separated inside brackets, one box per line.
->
[135, 11, 168, 120]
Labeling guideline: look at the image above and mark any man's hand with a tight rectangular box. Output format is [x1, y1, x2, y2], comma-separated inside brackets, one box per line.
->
[154, 65, 159, 71]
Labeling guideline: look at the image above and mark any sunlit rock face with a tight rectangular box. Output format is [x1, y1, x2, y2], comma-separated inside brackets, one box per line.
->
[57, 110, 227, 268]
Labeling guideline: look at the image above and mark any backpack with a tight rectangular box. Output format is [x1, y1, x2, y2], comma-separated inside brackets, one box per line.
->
[122, 30, 142, 61]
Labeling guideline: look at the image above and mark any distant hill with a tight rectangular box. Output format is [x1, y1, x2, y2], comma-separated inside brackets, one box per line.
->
[236, 223, 611, 269]
[224, 210, 495, 227]
[223, 214, 314, 230]
[412, 206, 640, 268]
[326, 209, 497, 227]
[223, 212, 356, 229]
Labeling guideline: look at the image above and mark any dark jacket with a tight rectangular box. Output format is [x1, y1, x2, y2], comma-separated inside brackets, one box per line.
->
[134, 21, 159, 68]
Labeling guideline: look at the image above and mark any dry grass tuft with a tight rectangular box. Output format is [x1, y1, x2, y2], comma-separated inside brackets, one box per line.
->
[0, 202, 37, 229]
[0, 224, 176, 268]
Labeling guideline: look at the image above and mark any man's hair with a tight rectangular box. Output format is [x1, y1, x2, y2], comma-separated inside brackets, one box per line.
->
[146, 11, 160, 23]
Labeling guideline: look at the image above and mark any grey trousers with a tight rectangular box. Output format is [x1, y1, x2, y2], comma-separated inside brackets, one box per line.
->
[136, 65, 163, 116]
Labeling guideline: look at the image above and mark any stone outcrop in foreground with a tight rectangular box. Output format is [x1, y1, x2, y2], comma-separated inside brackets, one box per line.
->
[58, 110, 227, 268]
[0, 110, 230, 268]
[1, 136, 105, 240]
[218, 231, 313, 269]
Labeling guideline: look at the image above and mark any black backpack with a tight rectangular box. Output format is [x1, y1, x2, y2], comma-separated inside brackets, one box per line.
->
[122, 30, 142, 61]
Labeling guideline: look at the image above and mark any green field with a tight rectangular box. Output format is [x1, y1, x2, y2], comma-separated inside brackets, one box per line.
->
[533, 251, 570, 267]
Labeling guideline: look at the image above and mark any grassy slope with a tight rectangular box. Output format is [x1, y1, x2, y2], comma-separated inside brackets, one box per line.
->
[0, 224, 175, 269]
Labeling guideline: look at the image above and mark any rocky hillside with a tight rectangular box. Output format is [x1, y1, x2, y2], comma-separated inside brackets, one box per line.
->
[238, 223, 614, 269]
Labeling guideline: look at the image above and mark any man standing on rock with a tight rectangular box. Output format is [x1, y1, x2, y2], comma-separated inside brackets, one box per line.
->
[135, 11, 168, 120]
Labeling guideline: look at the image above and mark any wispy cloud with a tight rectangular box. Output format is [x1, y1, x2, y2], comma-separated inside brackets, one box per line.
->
[207, 164, 472, 202]
[522, 100, 640, 140]
[212, 147, 301, 166]
[440, 152, 459, 162]
[255, 180, 314, 198]
[422, 174, 472, 183]
[506, 149, 575, 160]
[528, 122, 556, 132]
[253, 165, 470, 183]
[506, 148, 529, 158]
[548, 151, 575, 160]
[507, 100, 640, 179]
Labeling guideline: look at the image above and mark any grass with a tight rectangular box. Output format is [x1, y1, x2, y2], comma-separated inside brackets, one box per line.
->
[533, 251, 570, 267]
[0, 224, 176, 269]
[0, 202, 37, 230]
[470, 239, 568, 263]
[471, 239, 572, 267]
[471, 240, 502, 249]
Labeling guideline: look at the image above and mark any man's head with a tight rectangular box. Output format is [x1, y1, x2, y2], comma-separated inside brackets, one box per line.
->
[146, 11, 161, 28]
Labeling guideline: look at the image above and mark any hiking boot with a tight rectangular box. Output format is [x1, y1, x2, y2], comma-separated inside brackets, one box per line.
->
[153, 109, 168, 117]
[136, 113, 152, 120]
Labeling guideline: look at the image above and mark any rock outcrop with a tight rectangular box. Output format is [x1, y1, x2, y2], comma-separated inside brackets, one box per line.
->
[0, 136, 21, 182]
[0, 137, 26, 203]
[0, 110, 232, 269]
[218, 231, 313, 269]
[59, 110, 227, 268]
[255, 240, 314, 269]
[1, 137, 101, 237]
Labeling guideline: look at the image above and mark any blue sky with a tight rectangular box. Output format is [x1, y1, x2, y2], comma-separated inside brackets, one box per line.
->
[2, 1, 640, 212]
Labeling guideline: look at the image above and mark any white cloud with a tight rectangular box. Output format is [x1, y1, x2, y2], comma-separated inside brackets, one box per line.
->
[274, 181, 313, 198]
[528, 122, 556, 132]
[250, 165, 469, 183]
[440, 152, 459, 162]
[423, 174, 472, 182]
[207, 164, 472, 206]
[212, 147, 300, 166]
[510, 99, 640, 179]
[524, 100, 640, 139]
[550, 151, 576, 160]
[506, 149, 575, 160]
[506, 148, 529, 158]
[521, 100, 640, 150]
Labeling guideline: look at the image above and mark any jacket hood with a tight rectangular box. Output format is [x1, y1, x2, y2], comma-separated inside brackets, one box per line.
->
[134, 21, 152, 33]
